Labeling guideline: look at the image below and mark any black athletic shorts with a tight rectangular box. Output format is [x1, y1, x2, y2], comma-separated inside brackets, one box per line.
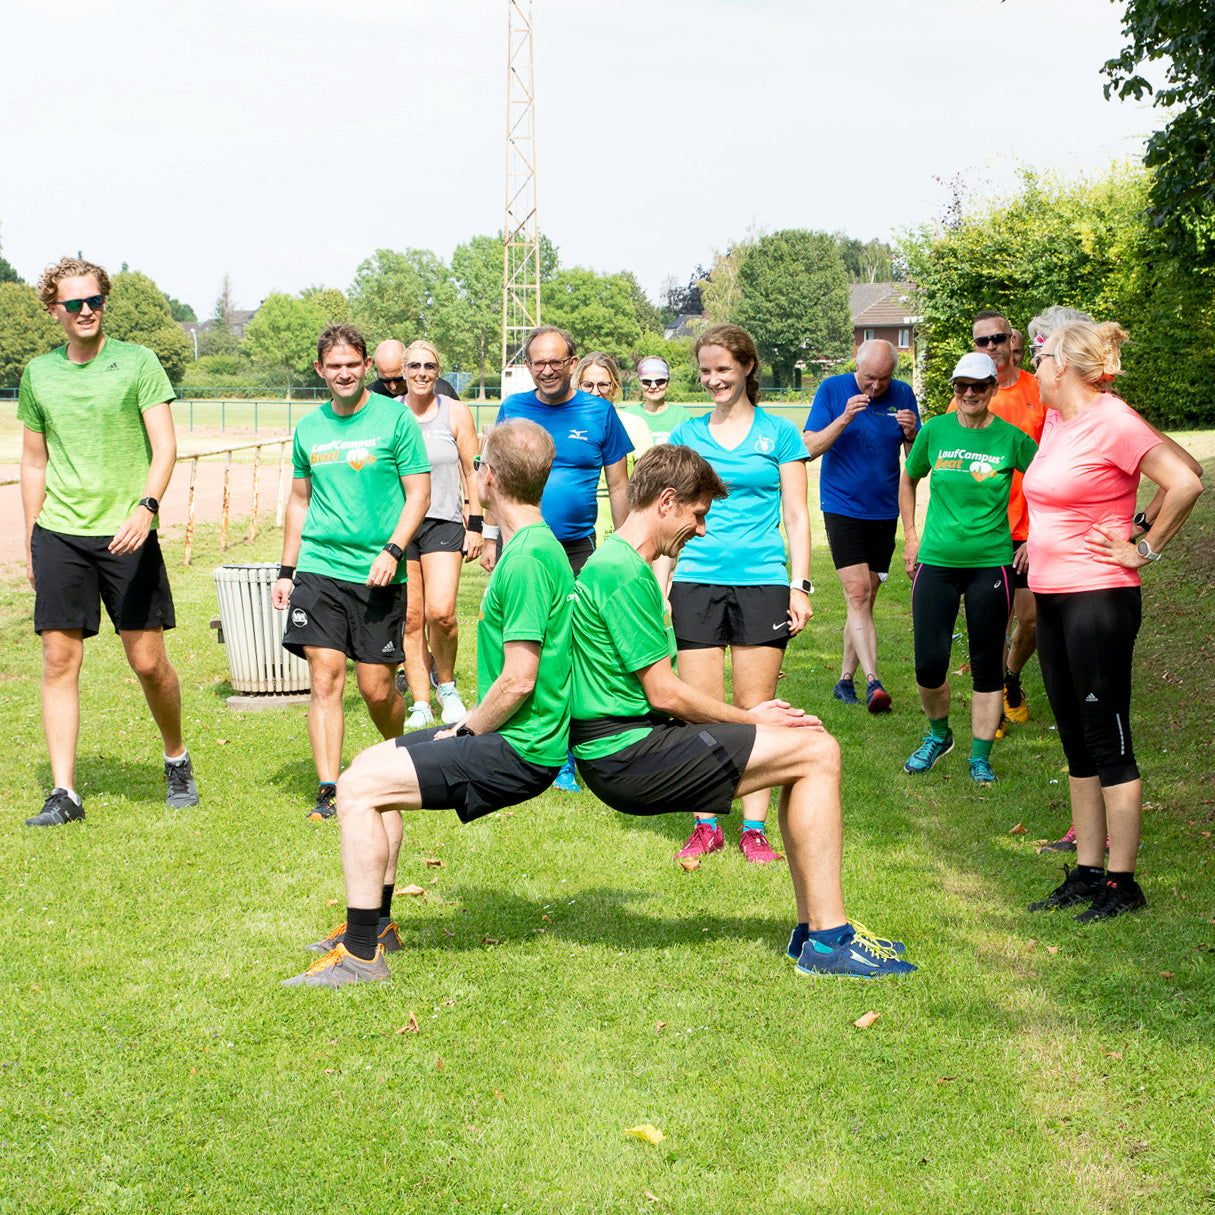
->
[669, 582, 789, 650]
[281, 572, 407, 664]
[405, 518, 465, 562]
[1011, 550, 1031, 591]
[574, 720, 756, 818]
[31, 524, 176, 638]
[397, 726, 559, 822]
[822, 512, 898, 574]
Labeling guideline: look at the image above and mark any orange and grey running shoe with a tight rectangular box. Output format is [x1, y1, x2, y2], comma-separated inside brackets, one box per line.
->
[282, 944, 390, 987]
[307, 920, 404, 954]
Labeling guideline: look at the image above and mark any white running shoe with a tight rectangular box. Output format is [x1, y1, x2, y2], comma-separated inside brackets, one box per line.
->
[437, 682, 467, 725]
[405, 702, 434, 729]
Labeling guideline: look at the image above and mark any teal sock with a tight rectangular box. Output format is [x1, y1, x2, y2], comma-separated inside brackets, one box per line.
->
[697, 816, 718, 830]
[971, 737, 994, 762]
[742, 818, 765, 832]
[929, 716, 950, 740]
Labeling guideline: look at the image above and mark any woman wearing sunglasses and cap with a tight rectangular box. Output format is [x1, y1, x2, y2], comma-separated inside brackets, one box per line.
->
[622, 356, 699, 447]
[899, 352, 1038, 786]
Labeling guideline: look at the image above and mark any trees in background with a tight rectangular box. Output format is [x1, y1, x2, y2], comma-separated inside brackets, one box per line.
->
[733, 229, 852, 387]
[900, 165, 1215, 426]
[104, 269, 193, 384]
[0, 282, 60, 387]
[242, 293, 326, 393]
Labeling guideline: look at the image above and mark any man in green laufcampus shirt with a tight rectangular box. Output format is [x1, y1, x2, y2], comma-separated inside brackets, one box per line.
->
[569, 444, 917, 979]
[273, 324, 432, 823]
[18, 256, 200, 828]
[283, 418, 573, 987]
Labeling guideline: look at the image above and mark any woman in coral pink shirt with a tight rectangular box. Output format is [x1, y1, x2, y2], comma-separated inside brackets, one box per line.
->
[1023, 322, 1203, 923]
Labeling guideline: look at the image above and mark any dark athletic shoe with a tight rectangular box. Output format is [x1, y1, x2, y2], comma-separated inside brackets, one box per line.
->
[786, 922, 906, 960]
[1074, 877, 1147, 923]
[282, 944, 390, 988]
[1028, 864, 1104, 913]
[307, 919, 404, 954]
[25, 788, 85, 828]
[865, 678, 892, 713]
[832, 678, 860, 705]
[795, 925, 917, 978]
[165, 755, 200, 808]
[308, 786, 336, 822]
[1039, 825, 1078, 854]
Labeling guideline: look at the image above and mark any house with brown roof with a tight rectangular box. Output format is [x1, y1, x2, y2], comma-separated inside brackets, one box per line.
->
[850, 282, 918, 360]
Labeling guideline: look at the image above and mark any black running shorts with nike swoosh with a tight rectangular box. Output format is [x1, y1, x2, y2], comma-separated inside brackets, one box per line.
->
[669, 582, 790, 650]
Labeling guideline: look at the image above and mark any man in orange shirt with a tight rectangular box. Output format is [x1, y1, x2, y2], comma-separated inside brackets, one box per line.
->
[959, 311, 1045, 727]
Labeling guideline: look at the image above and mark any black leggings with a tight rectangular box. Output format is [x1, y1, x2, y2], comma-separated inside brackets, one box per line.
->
[911, 563, 1013, 692]
[1035, 587, 1141, 787]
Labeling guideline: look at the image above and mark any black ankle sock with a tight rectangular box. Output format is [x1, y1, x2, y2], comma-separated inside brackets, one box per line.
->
[380, 883, 395, 921]
[1105, 870, 1135, 887]
[1077, 864, 1105, 883]
[343, 907, 380, 961]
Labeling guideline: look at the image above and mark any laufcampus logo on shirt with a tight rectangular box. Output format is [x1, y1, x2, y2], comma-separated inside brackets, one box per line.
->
[309, 435, 383, 470]
[754, 436, 774, 455]
[932, 447, 1006, 482]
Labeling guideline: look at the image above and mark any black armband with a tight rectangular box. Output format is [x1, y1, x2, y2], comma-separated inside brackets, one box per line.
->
[278, 565, 296, 581]
[466, 515, 484, 534]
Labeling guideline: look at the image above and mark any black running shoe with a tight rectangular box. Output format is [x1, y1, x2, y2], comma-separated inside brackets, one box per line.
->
[308, 785, 336, 822]
[1074, 877, 1147, 923]
[25, 788, 85, 828]
[1027, 864, 1104, 913]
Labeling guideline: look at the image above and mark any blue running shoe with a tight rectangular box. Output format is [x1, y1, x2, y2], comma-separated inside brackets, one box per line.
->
[796, 925, 917, 978]
[554, 753, 580, 793]
[904, 729, 954, 774]
[969, 757, 997, 786]
[865, 678, 892, 713]
[832, 678, 860, 705]
[786, 922, 905, 961]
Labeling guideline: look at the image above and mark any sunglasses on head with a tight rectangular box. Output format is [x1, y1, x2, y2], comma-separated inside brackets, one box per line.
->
[974, 333, 1009, 348]
[640, 378, 668, 387]
[58, 295, 106, 313]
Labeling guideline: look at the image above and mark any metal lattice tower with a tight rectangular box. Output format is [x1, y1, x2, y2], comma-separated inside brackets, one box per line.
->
[501, 0, 541, 389]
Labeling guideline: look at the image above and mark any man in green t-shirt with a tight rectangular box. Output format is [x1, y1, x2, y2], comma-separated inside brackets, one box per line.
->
[569, 445, 917, 979]
[273, 324, 431, 823]
[18, 256, 200, 827]
[284, 418, 573, 987]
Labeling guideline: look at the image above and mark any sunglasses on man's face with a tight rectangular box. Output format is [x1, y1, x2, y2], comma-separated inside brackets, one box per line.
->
[640, 378, 668, 388]
[974, 333, 1009, 348]
[58, 295, 106, 314]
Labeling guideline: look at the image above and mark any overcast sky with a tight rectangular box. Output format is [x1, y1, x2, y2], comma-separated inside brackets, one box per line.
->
[2, 0, 1162, 318]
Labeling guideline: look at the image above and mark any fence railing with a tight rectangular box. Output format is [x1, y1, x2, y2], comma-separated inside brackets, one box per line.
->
[180, 440, 292, 566]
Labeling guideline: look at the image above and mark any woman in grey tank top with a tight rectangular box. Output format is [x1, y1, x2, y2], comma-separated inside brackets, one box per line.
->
[397, 340, 484, 729]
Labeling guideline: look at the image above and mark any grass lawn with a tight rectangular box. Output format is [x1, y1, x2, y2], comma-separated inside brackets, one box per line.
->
[1, 451, 1212, 1214]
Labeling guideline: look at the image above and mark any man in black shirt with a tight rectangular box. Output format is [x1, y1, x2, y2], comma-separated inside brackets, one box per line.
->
[369, 339, 459, 401]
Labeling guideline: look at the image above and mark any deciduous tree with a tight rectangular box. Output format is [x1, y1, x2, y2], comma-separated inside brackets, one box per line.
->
[0, 281, 60, 387]
[104, 269, 193, 384]
[242, 292, 325, 392]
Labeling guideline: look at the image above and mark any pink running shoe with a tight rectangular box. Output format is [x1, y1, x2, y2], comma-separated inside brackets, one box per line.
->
[739, 827, 783, 864]
[676, 820, 724, 859]
[1039, 826, 1077, 854]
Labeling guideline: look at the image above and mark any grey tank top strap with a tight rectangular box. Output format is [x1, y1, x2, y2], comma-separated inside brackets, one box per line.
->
[417, 396, 463, 524]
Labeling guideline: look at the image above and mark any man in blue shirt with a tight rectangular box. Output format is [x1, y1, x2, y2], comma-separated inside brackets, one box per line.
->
[804, 340, 919, 713]
[486, 325, 633, 790]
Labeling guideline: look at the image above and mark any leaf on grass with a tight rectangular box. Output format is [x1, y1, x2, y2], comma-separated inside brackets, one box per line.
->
[1102, 1049, 1123, 1059]
[425, 857, 445, 868]
[853, 1011, 880, 1029]
[644, 1191, 662, 1203]
[481, 936, 504, 946]
[395, 1012, 420, 1035]
[1025, 939, 1036, 953]
[442, 927, 455, 936]
[1046, 945, 1059, 955]
[323, 1067, 341, 1075]
[625, 1124, 665, 1145]
[954, 663, 971, 675]
[327, 898, 339, 906]
[435, 1057, 444, 1071]
[1009, 822, 1028, 835]
[1160, 971, 1175, 978]
[216, 738, 229, 746]
[655, 1021, 668, 1032]
[936, 1076, 957, 1084]
[400, 884, 426, 897]
[679, 857, 700, 871]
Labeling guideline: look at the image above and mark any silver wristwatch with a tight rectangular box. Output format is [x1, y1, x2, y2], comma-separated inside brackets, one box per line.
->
[1135, 538, 1162, 563]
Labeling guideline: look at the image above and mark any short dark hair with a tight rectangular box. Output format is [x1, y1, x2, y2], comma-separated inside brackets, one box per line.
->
[522, 325, 576, 362]
[484, 418, 555, 506]
[316, 323, 368, 363]
[973, 309, 1010, 331]
[627, 444, 728, 512]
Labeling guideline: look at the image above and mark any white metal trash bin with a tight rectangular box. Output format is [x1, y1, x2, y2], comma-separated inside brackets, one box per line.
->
[213, 563, 311, 694]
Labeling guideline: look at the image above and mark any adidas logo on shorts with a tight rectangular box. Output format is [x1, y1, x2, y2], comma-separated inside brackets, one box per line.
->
[1085, 692, 1099, 703]
[381, 642, 395, 654]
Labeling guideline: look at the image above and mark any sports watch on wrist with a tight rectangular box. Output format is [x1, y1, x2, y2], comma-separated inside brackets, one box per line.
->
[139, 496, 159, 514]
[790, 578, 814, 595]
[1135, 537, 1162, 563]
[383, 542, 404, 561]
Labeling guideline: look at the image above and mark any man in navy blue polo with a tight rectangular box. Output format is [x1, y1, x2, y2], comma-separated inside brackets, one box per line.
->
[804, 339, 919, 713]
